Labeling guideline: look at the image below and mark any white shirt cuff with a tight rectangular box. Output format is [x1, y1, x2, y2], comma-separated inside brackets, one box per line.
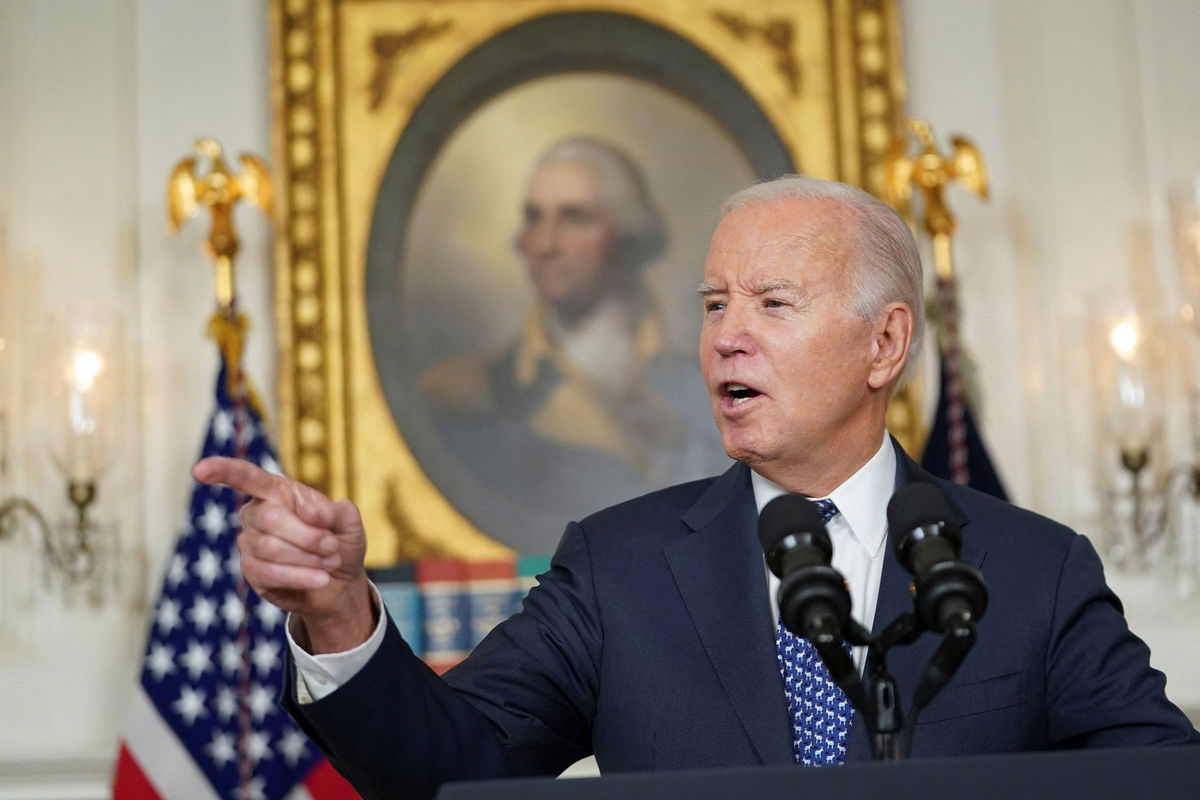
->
[287, 581, 388, 703]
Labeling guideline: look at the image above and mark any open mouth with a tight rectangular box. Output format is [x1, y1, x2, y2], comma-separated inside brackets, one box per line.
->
[723, 382, 763, 406]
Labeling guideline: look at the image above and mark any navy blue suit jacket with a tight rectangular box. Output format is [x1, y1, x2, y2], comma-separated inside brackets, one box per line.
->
[285, 444, 1197, 799]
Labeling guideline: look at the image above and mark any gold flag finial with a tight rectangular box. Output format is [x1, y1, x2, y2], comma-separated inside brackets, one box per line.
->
[166, 137, 273, 311]
[884, 120, 988, 279]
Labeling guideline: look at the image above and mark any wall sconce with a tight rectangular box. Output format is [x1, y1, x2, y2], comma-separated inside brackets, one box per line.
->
[0, 312, 121, 605]
[1094, 310, 1179, 571]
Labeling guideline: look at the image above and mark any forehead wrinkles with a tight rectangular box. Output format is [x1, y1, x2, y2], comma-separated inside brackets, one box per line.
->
[732, 227, 857, 289]
[704, 200, 860, 285]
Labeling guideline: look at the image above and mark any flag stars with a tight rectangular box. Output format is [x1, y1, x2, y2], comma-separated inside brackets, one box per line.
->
[198, 502, 228, 539]
[254, 600, 283, 630]
[145, 643, 176, 681]
[249, 682, 275, 723]
[250, 637, 281, 675]
[277, 728, 308, 766]
[260, 453, 282, 477]
[166, 553, 188, 589]
[236, 420, 257, 449]
[172, 686, 208, 725]
[221, 592, 244, 630]
[180, 639, 213, 681]
[206, 730, 237, 769]
[215, 686, 238, 721]
[212, 409, 234, 445]
[247, 730, 273, 765]
[193, 547, 223, 587]
[225, 549, 241, 582]
[187, 596, 218, 634]
[156, 598, 182, 635]
[219, 639, 242, 676]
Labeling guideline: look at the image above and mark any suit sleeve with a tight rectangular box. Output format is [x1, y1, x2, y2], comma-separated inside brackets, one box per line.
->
[281, 520, 602, 799]
[1045, 533, 1199, 747]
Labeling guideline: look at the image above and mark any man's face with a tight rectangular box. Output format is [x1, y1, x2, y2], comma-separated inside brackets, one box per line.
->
[518, 160, 617, 314]
[698, 199, 883, 482]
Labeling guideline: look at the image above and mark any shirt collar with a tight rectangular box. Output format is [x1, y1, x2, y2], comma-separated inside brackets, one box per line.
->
[750, 431, 894, 558]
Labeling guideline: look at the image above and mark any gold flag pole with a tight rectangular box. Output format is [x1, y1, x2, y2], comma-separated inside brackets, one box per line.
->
[885, 120, 989, 484]
[166, 138, 273, 402]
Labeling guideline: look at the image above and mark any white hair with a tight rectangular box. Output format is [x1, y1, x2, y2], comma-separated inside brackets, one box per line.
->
[720, 175, 925, 386]
[532, 136, 667, 272]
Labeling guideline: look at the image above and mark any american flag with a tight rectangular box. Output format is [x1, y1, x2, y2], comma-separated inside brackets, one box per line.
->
[113, 360, 357, 800]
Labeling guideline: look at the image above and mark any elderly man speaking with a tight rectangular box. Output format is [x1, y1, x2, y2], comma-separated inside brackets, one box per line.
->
[194, 176, 1198, 800]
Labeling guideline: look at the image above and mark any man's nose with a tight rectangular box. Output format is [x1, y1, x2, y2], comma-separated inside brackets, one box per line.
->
[710, 304, 756, 357]
[523, 218, 560, 257]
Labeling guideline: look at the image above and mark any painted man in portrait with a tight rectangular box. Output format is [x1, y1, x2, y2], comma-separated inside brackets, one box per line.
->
[418, 136, 728, 538]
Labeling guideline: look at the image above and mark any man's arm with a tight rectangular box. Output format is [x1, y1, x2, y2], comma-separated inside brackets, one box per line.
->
[283, 520, 602, 799]
[1045, 533, 1199, 747]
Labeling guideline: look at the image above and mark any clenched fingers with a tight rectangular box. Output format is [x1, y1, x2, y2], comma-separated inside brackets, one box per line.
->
[238, 534, 332, 591]
[239, 498, 338, 558]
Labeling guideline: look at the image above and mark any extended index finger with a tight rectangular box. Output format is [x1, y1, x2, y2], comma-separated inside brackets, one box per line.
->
[193, 456, 291, 503]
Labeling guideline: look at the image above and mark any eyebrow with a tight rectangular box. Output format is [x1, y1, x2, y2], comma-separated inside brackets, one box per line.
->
[696, 279, 801, 295]
[751, 279, 800, 293]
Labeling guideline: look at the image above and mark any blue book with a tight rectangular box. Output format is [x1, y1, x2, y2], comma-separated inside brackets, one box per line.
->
[369, 562, 423, 656]
[464, 559, 517, 649]
[416, 559, 469, 674]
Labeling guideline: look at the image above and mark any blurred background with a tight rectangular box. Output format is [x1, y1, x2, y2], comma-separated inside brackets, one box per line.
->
[1, 1, 1198, 796]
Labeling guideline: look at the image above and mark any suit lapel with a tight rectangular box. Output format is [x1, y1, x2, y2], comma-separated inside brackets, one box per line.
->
[664, 463, 795, 766]
[846, 440, 986, 761]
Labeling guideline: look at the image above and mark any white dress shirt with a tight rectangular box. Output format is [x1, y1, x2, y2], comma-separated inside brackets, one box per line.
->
[752, 432, 895, 673]
[289, 432, 896, 701]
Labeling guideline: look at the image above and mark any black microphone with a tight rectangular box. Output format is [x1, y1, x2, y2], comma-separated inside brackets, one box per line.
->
[758, 494, 851, 640]
[887, 482, 988, 633]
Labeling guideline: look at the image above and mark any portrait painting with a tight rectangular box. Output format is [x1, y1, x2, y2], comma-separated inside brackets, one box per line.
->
[272, 0, 905, 563]
[370, 72, 777, 554]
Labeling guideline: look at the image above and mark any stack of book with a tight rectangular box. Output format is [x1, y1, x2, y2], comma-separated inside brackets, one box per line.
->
[368, 555, 552, 675]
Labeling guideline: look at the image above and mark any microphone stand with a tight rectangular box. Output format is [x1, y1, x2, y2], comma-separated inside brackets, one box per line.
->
[804, 608, 978, 760]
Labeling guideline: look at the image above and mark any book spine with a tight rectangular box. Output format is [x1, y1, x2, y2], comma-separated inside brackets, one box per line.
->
[370, 562, 422, 656]
[416, 559, 469, 675]
[464, 559, 517, 649]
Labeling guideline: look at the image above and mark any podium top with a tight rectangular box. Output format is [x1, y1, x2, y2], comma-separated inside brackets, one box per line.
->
[437, 745, 1200, 800]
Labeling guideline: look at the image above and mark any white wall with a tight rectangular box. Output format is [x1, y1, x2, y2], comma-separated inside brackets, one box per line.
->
[901, 0, 1200, 721]
[0, 0, 273, 794]
[0, 0, 1197, 794]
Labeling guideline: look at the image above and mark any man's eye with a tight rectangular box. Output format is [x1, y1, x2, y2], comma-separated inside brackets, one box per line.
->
[562, 207, 599, 225]
[705, 301, 725, 313]
[764, 298, 787, 308]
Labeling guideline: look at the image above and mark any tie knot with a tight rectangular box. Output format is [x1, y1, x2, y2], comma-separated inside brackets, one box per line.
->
[813, 498, 838, 522]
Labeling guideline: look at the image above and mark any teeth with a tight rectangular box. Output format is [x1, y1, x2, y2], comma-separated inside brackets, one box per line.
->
[732, 396, 749, 406]
[727, 383, 749, 392]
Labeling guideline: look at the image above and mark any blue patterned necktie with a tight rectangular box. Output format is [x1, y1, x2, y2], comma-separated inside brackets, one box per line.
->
[775, 497, 852, 766]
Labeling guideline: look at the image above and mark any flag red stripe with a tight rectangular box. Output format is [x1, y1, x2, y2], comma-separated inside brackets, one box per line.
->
[303, 758, 360, 799]
[112, 743, 164, 800]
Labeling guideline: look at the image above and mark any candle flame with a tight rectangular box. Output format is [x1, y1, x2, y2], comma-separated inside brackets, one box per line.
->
[1109, 320, 1139, 362]
[71, 349, 105, 393]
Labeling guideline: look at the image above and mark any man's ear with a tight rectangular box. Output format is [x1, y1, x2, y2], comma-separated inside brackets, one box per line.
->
[867, 302, 912, 390]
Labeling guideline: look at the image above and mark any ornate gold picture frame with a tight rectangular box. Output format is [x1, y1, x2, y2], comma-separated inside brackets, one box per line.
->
[269, 0, 905, 565]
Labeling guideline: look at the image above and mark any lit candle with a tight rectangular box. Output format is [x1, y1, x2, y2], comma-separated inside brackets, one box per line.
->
[67, 348, 104, 484]
[1109, 319, 1139, 362]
